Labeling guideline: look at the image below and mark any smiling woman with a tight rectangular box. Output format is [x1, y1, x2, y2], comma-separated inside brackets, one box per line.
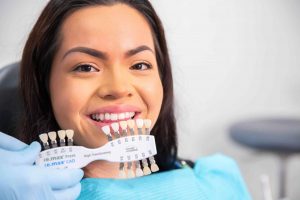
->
[0, 0, 252, 199]
[20, 0, 176, 174]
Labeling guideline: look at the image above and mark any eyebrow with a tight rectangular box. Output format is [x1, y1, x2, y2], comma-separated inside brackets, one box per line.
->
[62, 45, 154, 60]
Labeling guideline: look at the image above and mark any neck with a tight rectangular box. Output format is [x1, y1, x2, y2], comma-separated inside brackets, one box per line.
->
[83, 161, 135, 178]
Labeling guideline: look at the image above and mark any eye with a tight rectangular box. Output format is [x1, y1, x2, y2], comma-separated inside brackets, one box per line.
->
[73, 64, 99, 72]
[130, 62, 152, 70]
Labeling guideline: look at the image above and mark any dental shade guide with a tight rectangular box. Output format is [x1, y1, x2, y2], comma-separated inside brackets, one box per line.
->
[144, 119, 159, 172]
[111, 122, 127, 178]
[118, 121, 128, 178]
[36, 119, 159, 179]
[136, 119, 151, 175]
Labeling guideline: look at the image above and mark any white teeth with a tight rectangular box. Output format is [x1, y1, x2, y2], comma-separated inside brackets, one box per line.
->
[105, 113, 111, 120]
[100, 113, 104, 121]
[111, 113, 118, 121]
[91, 112, 136, 122]
[118, 113, 125, 120]
[130, 112, 135, 118]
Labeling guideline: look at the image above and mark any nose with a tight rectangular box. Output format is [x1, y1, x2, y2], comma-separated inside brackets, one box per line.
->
[96, 69, 133, 100]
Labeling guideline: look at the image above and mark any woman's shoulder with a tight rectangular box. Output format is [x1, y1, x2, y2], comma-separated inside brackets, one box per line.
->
[194, 154, 241, 175]
[193, 154, 252, 200]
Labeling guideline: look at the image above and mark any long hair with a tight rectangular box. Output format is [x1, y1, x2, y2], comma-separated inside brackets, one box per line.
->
[20, 0, 177, 170]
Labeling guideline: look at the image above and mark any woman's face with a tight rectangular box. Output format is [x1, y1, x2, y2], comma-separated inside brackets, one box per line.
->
[50, 4, 163, 148]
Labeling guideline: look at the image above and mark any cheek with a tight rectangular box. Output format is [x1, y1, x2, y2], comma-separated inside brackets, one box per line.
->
[50, 75, 91, 129]
[140, 76, 163, 122]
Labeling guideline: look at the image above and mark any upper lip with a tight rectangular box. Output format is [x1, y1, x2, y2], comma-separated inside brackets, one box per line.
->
[87, 104, 142, 115]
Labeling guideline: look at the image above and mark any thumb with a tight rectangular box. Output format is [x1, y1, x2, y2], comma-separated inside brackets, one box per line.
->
[0, 141, 41, 165]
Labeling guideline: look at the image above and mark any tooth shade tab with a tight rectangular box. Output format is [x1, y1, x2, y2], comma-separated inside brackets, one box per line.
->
[57, 130, 66, 146]
[48, 131, 57, 141]
[39, 133, 49, 144]
[39, 133, 50, 150]
[143, 166, 151, 175]
[127, 170, 135, 178]
[65, 129, 74, 146]
[136, 119, 144, 128]
[57, 130, 66, 139]
[144, 119, 152, 129]
[119, 121, 127, 130]
[135, 168, 144, 177]
[111, 122, 119, 132]
[101, 125, 111, 136]
[127, 119, 135, 129]
[66, 129, 74, 139]
[101, 125, 113, 141]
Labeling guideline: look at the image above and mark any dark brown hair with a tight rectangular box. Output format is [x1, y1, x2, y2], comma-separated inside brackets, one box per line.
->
[20, 0, 177, 170]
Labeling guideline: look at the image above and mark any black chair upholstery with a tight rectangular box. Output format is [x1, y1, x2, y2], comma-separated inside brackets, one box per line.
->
[0, 62, 23, 137]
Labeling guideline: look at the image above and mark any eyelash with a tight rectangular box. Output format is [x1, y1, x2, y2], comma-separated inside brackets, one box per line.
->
[73, 64, 99, 72]
[130, 62, 152, 70]
[73, 62, 152, 73]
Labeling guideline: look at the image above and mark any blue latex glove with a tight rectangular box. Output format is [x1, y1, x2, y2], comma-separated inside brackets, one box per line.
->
[78, 154, 252, 200]
[0, 132, 83, 200]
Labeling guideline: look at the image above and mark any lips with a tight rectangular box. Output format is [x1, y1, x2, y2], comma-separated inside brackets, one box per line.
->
[87, 105, 141, 126]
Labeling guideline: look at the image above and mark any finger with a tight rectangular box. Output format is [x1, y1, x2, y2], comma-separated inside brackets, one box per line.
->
[44, 168, 84, 190]
[53, 183, 82, 200]
[0, 132, 28, 150]
[0, 141, 41, 165]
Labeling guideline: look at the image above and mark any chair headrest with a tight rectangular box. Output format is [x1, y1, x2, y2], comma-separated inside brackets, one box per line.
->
[0, 62, 23, 136]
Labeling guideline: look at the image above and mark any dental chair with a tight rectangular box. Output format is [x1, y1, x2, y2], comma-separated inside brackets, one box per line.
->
[0, 62, 23, 137]
[230, 118, 300, 200]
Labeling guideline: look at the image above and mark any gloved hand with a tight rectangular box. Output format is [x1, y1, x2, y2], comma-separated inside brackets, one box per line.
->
[0, 132, 83, 200]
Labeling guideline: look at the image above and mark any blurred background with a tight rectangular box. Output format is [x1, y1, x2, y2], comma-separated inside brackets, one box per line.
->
[1, 0, 300, 199]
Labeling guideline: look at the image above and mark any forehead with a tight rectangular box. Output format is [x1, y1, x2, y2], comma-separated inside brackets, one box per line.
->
[59, 4, 154, 54]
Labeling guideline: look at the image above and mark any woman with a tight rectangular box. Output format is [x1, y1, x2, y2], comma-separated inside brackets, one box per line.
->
[0, 0, 251, 199]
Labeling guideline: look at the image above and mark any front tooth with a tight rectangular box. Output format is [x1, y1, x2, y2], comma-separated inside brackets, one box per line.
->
[130, 112, 135, 118]
[96, 114, 100, 121]
[100, 113, 104, 121]
[125, 112, 130, 118]
[111, 113, 118, 121]
[105, 113, 111, 120]
[118, 113, 125, 120]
